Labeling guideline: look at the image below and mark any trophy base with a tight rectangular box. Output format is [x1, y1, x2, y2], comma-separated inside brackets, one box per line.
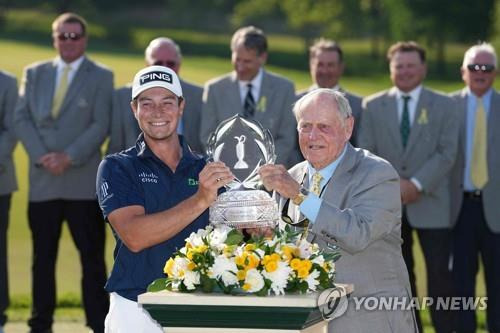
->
[209, 190, 279, 229]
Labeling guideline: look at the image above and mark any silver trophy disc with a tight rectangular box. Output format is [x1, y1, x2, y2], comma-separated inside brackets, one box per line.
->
[206, 115, 279, 229]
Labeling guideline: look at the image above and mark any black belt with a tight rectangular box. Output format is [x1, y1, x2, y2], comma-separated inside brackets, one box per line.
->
[464, 190, 482, 199]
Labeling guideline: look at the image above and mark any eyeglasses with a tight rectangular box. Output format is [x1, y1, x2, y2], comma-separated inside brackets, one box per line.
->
[467, 64, 495, 73]
[56, 32, 84, 41]
[281, 198, 310, 228]
[153, 60, 177, 69]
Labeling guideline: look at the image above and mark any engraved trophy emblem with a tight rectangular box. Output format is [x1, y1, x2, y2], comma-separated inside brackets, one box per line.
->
[206, 115, 279, 229]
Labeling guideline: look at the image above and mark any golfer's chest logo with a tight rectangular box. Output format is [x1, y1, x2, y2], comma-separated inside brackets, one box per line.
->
[139, 172, 159, 183]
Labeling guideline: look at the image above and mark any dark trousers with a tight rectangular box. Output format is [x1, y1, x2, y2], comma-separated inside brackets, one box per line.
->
[27, 200, 108, 333]
[0, 194, 11, 327]
[402, 212, 456, 333]
[453, 196, 500, 333]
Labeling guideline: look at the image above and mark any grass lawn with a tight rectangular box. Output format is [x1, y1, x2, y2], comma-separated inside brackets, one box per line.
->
[2, 37, 490, 331]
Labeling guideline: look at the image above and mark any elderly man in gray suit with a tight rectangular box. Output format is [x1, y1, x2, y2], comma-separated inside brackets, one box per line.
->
[200, 26, 296, 166]
[14, 13, 112, 333]
[358, 41, 459, 333]
[297, 38, 362, 146]
[0, 70, 17, 333]
[107, 37, 204, 155]
[259, 89, 417, 333]
[449, 43, 500, 333]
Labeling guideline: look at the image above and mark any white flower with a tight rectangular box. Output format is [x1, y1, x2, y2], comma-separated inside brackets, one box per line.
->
[209, 225, 232, 251]
[312, 255, 325, 266]
[186, 227, 211, 247]
[297, 239, 313, 258]
[170, 257, 190, 279]
[305, 269, 320, 291]
[262, 261, 292, 295]
[183, 270, 200, 290]
[243, 268, 265, 293]
[264, 236, 279, 247]
[209, 255, 238, 287]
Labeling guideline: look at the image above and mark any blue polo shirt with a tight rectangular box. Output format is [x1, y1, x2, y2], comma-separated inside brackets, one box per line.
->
[96, 134, 208, 301]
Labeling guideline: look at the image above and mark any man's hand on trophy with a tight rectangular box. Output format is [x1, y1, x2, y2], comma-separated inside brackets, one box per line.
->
[197, 162, 234, 206]
[244, 227, 275, 239]
[258, 164, 300, 199]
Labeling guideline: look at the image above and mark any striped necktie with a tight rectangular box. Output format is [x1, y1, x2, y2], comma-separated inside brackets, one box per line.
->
[51, 65, 70, 118]
[470, 98, 488, 189]
[400, 95, 411, 147]
[243, 83, 255, 118]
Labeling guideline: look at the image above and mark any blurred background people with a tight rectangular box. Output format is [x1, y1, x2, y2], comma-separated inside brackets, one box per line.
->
[0, 70, 18, 333]
[200, 26, 296, 166]
[14, 12, 112, 333]
[359, 41, 459, 333]
[450, 42, 500, 333]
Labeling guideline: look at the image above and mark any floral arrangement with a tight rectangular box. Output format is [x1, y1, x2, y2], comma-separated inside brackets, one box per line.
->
[148, 225, 340, 296]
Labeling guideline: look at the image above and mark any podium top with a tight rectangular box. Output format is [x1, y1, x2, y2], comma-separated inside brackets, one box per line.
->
[138, 283, 353, 308]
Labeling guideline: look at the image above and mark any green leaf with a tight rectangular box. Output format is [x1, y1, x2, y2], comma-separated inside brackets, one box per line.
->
[225, 229, 244, 246]
[147, 278, 168, 292]
[200, 274, 215, 293]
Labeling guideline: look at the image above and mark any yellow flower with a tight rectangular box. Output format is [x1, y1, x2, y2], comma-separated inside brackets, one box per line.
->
[186, 249, 194, 260]
[262, 255, 272, 265]
[193, 245, 208, 253]
[244, 243, 256, 252]
[164, 258, 175, 276]
[187, 262, 196, 271]
[281, 245, 297, 261]
[298, 267, 310, 279]
[417, 108, 428, 125]
[242, 283, 251, 291]
[237, 270, 247, 281]
[290, 258, 302, 270]
[299, 260, 312, 271]
[235, 254, 246, 267]
[265, 260, 278, 273]
[271, 253, 281, 262]
[246, 253, 260, 269]
[256, 96, 267, 112]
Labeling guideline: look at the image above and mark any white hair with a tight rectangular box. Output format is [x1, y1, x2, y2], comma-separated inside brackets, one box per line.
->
[293, 88, 352, 126]
[462, 42, 497, 68]
[144, 37, 182, 64]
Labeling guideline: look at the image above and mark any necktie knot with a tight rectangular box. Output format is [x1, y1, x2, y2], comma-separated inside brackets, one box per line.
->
[310, 172, 323, 196]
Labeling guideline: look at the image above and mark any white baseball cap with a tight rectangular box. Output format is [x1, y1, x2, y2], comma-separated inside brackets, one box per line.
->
[131, 65, 183, 99]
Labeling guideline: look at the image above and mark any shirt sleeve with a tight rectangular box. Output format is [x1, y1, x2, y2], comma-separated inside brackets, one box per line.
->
[96, 157, 144, 219]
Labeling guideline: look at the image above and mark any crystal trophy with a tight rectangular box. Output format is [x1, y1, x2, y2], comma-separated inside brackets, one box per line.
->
[206, 115, 279, 229]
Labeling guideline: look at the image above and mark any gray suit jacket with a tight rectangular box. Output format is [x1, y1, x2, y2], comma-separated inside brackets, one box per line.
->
[359, 87, 459, 229]
[449, 88, 500, 233]
[107, 79, 203, 155]
[14, 57, 113, 201]
[0, 71, 18, 195]
[281, 145, 416, 333]
[200, 70, 296, 166]
[296, 85, 362, 146]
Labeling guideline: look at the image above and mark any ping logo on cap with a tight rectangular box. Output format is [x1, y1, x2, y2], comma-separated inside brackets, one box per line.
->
[140, 71, 173, 85]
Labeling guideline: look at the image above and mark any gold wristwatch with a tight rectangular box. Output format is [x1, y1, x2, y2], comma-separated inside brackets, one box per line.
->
[292, 187, 309, 205]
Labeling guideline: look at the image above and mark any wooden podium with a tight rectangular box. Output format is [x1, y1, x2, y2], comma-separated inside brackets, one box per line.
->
[138, 284, 353, 333]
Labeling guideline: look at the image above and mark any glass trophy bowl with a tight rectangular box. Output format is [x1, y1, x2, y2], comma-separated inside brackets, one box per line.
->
[206, 115, 279, 229]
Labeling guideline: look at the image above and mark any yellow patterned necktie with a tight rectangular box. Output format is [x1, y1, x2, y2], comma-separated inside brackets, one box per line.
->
[310, 172, 323, 196]
[51, 65, 70, 118]
[470, 98, 489, 189]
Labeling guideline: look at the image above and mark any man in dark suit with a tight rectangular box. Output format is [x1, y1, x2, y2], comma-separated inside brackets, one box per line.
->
[296, 38, 362, 146]
[358, 41, 459, 333]
[0, 70, 17, 333]
[449, 43, 500, 333]
[259, 89, 417, 332]
[200, 26, 296, 166]
[107, 37, 204, 155]
[14, 13, 112, 333]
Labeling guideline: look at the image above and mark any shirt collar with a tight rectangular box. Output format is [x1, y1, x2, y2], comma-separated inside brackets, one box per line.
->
[135, 133, 202, 166]
[396, 84, 422, 101]
[466, 87, 493, 102]
[238, 67, 263, 91]
[306, 145, 347, 184]
[56, 55, 85, 72]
